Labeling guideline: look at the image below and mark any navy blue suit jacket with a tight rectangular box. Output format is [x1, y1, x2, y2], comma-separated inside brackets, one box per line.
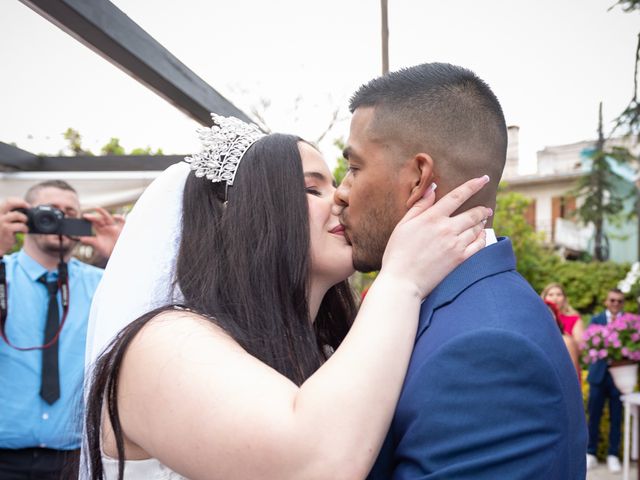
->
[368, 238, 587, 480]
[587, 312, 609, 385]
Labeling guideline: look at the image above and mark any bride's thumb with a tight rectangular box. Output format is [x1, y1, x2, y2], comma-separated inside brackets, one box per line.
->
[401, 183, 437, 223]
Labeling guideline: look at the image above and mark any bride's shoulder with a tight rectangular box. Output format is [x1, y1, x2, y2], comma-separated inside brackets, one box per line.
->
[148, 307, 216, 327]
[129, 308, 241, 356]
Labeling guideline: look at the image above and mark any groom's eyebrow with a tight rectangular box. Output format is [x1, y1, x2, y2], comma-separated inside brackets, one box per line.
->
[343, 146, 363, 164]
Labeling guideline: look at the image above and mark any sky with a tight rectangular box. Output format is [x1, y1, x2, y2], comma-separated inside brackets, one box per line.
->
[0, 0, 638, 174]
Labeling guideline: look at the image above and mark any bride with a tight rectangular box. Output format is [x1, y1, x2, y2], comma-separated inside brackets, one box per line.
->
[83, 114, 490, 479]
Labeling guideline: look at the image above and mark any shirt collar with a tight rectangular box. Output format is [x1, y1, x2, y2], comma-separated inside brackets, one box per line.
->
[606, 310, 623, 322]
[16, 249, 51, 281]
[485, 228, 497, 247]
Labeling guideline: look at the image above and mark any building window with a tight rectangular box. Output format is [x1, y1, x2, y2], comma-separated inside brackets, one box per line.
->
[525, 199, 536, 229]
[551, 195, 576, 241]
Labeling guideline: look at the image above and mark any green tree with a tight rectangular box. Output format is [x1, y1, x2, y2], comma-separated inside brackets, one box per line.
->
[610, 0, 640, 12]
[100, 137, 126, 155]
[610, 1, 640, 141]
[62, 127, 93, 156]
[493, 187, 633, 313]
[493, 187, 560, 291]
[551, 260, 631, 314]
[60, 128, 163, 157]
[572, 103, 635, 261]
[333, 138, 348, 185]
[129, 146, 164, 155]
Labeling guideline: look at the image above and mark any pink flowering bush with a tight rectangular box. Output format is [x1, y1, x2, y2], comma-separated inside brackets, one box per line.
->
[582, 313, 640, 365]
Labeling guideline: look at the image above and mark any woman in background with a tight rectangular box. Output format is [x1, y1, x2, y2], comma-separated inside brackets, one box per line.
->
[542, 282, 584, 346]
[545, 299, 581, 383]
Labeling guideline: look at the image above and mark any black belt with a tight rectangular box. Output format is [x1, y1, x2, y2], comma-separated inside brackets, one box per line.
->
[0, 447, 80, 479]
[0, 447, 78, 458]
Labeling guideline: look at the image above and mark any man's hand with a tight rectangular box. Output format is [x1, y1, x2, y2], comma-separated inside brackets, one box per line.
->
[79, 207, 125, 260]
[0, 198, 30, 256]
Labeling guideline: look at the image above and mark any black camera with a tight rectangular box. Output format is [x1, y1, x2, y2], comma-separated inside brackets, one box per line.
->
[14, 206, 93, 236]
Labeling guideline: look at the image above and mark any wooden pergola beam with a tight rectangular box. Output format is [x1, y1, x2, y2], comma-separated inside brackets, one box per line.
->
[30, 154, 184, 172]
[0, 142, 40, 171]
[0, 142, 183, 171]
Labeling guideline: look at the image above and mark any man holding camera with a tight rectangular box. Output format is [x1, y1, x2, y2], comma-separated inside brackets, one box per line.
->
[0, 180, 124, 479]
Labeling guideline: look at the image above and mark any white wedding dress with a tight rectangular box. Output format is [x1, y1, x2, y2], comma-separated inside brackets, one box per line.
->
[102, 453, 188, 479]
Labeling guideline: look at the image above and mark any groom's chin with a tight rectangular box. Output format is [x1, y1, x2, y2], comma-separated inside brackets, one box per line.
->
[352, 253, 382, 274]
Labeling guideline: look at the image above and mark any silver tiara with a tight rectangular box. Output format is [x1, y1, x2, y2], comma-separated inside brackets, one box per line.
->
[184, 114, 265, 186]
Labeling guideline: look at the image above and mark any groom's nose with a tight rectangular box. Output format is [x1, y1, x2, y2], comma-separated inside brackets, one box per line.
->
[333, 176, 350, 210]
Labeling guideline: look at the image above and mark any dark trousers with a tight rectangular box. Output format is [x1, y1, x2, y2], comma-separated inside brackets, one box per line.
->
[0, 447, 80, 480]
[587, 371, 623, 457]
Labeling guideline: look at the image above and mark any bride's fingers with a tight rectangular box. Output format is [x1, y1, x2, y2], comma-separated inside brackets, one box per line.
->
[447, 205, 492, 234]
[462, 230, 487, 259]
[428, 175, 490, 218]
[399, 183, 437, 224]
[456, 221, 487, 248]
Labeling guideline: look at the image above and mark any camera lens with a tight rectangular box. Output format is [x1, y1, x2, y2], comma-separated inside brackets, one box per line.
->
[32, 207, 64, 234]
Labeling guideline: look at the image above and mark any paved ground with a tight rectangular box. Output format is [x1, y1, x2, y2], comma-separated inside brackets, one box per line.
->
[587, 461, 635, 479]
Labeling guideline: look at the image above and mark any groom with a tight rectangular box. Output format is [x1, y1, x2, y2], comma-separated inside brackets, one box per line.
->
[334, 63, 587, 479]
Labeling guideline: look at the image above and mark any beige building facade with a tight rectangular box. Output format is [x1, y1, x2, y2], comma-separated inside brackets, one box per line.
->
[501, 130, 638, 263]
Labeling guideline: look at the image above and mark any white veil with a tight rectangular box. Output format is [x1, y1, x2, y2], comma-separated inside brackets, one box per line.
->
[80, 162, 189, 479]
[80, 114, 264, 478]
[85, 114, 265, 364]
[85, 161, 189, 366]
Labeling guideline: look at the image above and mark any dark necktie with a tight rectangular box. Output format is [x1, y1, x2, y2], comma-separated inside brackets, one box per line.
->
[38, 274, 60, 405]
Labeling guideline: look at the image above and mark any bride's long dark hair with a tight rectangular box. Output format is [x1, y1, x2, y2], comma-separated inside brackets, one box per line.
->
[85, 134, 357, 479]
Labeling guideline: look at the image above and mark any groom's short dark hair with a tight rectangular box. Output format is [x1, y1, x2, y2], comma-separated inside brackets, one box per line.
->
[349, 62, 507, 209]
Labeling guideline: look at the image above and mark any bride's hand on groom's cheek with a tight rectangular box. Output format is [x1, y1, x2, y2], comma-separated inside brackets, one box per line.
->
[380, 175, 493, 299]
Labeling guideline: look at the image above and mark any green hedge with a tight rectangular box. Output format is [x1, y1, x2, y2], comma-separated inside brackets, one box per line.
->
[535, 261, 633, 316]
[494, 189, 637, 316]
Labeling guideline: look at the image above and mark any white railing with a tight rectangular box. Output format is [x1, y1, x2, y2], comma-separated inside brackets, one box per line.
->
[554, 218, 594, 252]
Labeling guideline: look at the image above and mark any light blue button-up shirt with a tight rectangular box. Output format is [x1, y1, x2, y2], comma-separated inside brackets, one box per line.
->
[0, 250, 103, 450]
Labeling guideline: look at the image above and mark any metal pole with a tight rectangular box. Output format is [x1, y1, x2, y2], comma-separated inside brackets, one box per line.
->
[381, 0, 389, 74]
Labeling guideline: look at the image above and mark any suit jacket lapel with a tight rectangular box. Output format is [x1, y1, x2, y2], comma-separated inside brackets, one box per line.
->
[592, 313, 607, 326]
[417, 237, 517, 339]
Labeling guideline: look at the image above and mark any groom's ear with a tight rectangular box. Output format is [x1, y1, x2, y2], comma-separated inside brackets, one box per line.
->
[405, 153, 435, 209]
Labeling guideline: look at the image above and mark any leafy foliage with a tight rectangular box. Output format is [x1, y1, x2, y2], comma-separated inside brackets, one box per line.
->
[61, 128, 163, 156]
[609, 2, 640, 142]
[333, 138, 348, 186]
[573, 146, 634, 225]
[615, 99, 640, 141]
[552, 261, 634, 314]
[493, 188, 560, 290]
[100, 137, 126, 155]
[62, 128, 93, 156]
[609, 0, 640, 12]
[130, 146, 164, 155]
[571, 104, 636, 260]
[494, 187, 635, 314]
[8, 234, 23, 254]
